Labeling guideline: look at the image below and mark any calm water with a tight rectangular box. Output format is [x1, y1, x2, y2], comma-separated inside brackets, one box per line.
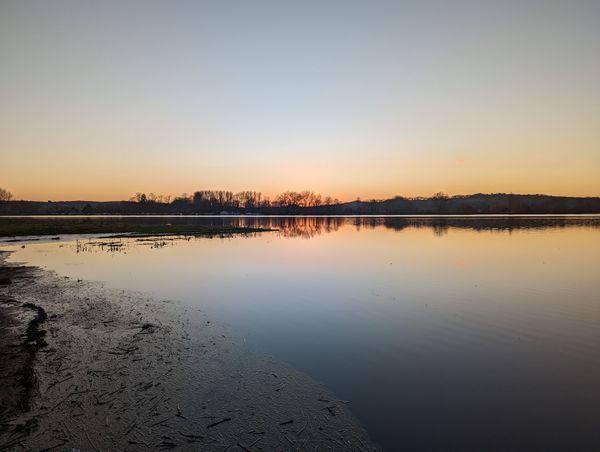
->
[4, 216, 600, 451]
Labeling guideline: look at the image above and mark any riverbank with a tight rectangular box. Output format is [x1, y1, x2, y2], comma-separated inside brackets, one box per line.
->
[0, 218, 274, 238]
[0, 251, 376, 451]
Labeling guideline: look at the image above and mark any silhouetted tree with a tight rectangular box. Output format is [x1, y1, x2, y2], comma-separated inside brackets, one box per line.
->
[0, 188, 13, 201]
[432, 192, 449, 213]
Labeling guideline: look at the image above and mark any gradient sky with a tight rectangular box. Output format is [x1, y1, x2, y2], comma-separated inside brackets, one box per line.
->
[1, 0, 599, 201]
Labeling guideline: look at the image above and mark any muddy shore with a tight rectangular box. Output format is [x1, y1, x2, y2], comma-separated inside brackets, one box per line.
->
[0, 251, 377, 451]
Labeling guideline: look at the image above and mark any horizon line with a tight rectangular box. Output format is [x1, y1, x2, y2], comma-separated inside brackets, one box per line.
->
[5, 191, 600, 204]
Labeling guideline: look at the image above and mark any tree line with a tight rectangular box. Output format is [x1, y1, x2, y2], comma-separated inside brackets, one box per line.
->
[1, 186, 599, 215]
[129, 190, 340, 212]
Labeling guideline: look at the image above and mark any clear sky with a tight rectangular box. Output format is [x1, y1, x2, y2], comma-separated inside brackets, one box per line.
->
[1, 0, 599, 201]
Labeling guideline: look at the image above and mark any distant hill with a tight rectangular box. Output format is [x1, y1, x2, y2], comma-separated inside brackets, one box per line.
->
[1, 193, 599, 215]
[327, 193, 600, 215]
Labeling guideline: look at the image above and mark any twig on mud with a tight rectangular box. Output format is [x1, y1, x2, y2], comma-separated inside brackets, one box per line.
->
[38, 440, 68, 452]
[60, 421, 73, 439]
[84, 428, 100, 452]
[135, 323, 157, 335]
[105, 385, 126, 397]
[325, 432, 355, 452]
[52, 389, 92, 410]
[47, 374, 73, 390]
[148, 395, 165, 413]
[157, 440, 179, 449]
[106, 346, 138, 355]
[248, 437, 263, 448]
[148, 418, 170, 428]
[178, 431, 204, 441]
[323, 405, 337, 416]
[206, 418, 232, 429]
[126, 420, 137, 434]
[134, 429, 151, 447]
[337, 431, 358, 452]
[297, 421, 308, 436]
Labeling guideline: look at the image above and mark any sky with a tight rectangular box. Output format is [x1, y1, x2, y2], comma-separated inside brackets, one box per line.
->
[1, 0, 599, 201]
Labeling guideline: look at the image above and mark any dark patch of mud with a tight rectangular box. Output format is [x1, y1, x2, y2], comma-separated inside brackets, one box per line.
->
[0, 258, 48, 429]
[0, 251, 378, 451]
[20, 302, 48, 411]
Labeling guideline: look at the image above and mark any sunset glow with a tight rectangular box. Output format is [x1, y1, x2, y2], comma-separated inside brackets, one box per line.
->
[1, 0, 599, 201]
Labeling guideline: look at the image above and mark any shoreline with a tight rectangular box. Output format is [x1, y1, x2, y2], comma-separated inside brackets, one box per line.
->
[0, 251, 376, 451]
[0, 219, 275, 239]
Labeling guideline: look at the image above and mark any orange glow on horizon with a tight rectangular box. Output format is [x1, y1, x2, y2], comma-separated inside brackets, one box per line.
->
[1, 1, 599, 202]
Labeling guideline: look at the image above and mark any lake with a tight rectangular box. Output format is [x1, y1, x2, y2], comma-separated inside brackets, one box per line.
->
[3, 216, 600, 451]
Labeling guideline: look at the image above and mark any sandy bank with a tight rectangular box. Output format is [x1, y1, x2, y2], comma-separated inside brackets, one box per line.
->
[0, 251, 376, 451]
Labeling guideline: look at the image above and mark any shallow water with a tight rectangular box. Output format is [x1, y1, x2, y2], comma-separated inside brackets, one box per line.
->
[4, 216, 600, 451]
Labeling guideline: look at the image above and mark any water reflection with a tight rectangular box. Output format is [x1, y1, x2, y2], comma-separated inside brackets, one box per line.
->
[136, 215, 600, 237]
[379, 216, 600, 233]
[4, 215, 599, 241]
[4, 216, 600, 451]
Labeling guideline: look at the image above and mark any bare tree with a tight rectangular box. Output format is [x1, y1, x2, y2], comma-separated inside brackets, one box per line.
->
[0, 188, 13, 201]
[432, 192, 449, 213]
